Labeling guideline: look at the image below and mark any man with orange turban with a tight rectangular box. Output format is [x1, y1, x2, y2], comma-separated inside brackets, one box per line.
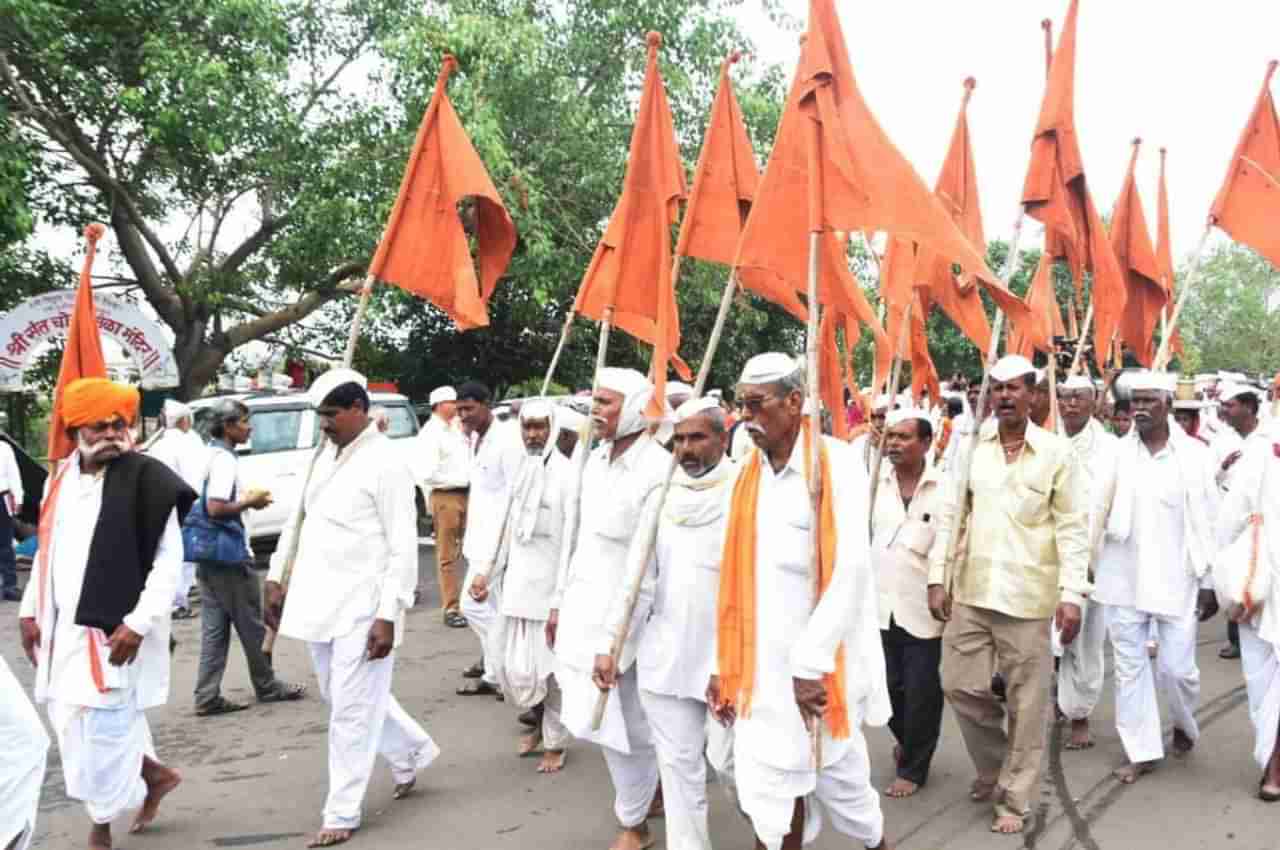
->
[19, 377, 197, 850]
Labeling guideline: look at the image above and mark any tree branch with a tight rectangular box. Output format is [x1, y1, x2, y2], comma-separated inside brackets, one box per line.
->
[216, 213, 291, 277]
[222, 261, 366, 349]
[109, 206, 185, 328]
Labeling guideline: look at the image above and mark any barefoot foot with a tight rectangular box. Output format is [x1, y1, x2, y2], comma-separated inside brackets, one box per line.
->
[393, 777, 416, 800]
[537, 749, 566, 774]
[990, 813, 1025, 834]
[88, 823, 112, 850]
[1114, 761, 1157, 784]
[884, 777, 919, 798]
[306, 828, 354, 847]
[518, 730, 543, 757]
[969, 777, 998, 802]
[1065, 718, 1094, 750]
[130, 761, 182, 834]
[609, 824, 653, 850]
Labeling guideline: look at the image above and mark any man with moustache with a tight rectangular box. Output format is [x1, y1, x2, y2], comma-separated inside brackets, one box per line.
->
[19, 378, 195, 850]
[928, 355, 1088, 835]
[1093, 372, 1220, 785]
[600, 396, 735, 850]
[552, 368, 667, 850]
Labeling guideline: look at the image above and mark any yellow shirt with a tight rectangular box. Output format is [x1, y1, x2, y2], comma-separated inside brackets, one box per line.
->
[929, 419, 1089, 619]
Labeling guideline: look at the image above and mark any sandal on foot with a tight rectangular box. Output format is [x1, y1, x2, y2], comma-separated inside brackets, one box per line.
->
[456, 680, 499, 697]
[444, 611, 468, 629]
[462, 660, 484, 679]
[393, 778, 416, 800]
[196, 697, 249, 716]
[259, 682, 307, 703]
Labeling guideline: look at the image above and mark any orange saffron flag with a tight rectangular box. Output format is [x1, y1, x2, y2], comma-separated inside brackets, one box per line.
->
[1209, 60, 1280, 269]
[1111, 140, 1166, 366]
[878, 237, 938, 404]
[1008, 254, 1064, 359]
[920, 77, 1031, 354]
[48, 224, 110, 461]
[1021, 0, 1126, 364]
[573, 32, 691, 407]
[675, 52, 759, 265]
[1155, 147, 1182, 355]
[735, 0, 1000, 319]
[368, 55, 516, 331]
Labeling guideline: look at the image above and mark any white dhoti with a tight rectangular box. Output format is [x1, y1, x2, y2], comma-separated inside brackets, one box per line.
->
[491, 615, 570, 751]
[1107, 604, 1200, 763]
[1058, 599, 1108, 720]
[1239, 622, 1280, 772]
[461, 564, 500, 686]
[48, 699, 153, 825]
[309, 620, 440, 831]
[0, 658, 48, 850]
[560, 665, 658, 827]
[638, 691, 712, 850]
[734, 725, 883, 850]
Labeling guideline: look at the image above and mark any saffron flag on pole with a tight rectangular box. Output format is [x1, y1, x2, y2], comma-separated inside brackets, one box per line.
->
[675, 51, 759, 266]
[1209, 60, 1280, 269]
[879, 237, 939, 405]
[1008, 254, 1064, 359]
[1020, 0, 1126, 364]
[1155, 148, 1182, 355]
[1111, 139, 1166, 366]
[572, 32, 691, 408]
[48, 223, 110, 461]
[368, 55, 516, 330]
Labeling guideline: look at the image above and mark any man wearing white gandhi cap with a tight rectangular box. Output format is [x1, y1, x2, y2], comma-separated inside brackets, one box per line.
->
[1093, 370, 1220, 786]
[1053, 372, 1120, 750]
[551, 367, 667, 850]
[147, 397, 209, 618]
[709, 352, 892, 850]
[265, 368, 438, 847]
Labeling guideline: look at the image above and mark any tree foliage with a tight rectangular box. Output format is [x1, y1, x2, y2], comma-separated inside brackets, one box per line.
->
[1176, 242, 1280, 376]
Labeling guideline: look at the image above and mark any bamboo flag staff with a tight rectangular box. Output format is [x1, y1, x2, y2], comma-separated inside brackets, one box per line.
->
[264, 53, 515, 656]
[590, 48, 760, 731]
[1110, 139, 1165, 368]
[866, 289, 913, 538]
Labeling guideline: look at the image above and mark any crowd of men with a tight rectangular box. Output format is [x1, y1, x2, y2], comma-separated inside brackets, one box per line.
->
[1, 353, 1278, 850]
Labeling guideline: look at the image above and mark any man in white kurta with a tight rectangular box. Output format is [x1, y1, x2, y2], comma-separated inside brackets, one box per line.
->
[472, 399, 572, 772]
[18, 378, 191, 850]
[265, 369, 437, 847]
[553, 368, 666, 850]
[456, 382, 525, 695]
[414, 386, 470, 625]
[1214, 425, 1280, 800]
[1213, 383, 1267, 660]
[1094, 373, 1221, 783]
[1055, 375, 1119, 750]
[711, 354, 891, 850]
[147, 398, 209, 617]
[0, 655, 48, 850]
[615, 397, 734, 850]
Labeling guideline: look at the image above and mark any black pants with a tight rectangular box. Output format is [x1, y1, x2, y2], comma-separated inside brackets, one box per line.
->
[0, 496, 16, 591]
[882, 617, 944, 786]
[1228, 619, 1240, 648]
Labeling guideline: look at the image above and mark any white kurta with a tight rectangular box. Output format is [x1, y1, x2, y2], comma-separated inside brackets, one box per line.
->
[727, 437, 889, 850]
[0, 655, 48, 850]
[148, 428, 207, 609]
[871, 460, 944, 641]
[413, 414, 470, 500]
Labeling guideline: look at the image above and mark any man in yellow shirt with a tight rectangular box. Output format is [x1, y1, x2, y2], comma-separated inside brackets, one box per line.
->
[928, 355, 1089, 836]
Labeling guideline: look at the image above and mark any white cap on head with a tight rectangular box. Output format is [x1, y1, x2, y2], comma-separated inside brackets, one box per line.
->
[1060, 374, 1095, 392]
[429, 386, 457, 406]
[163, 398, 192, 421]
[1172, 399, 1203, 411]
[1128, 370, 1178, 394]
[873, 394, 894, 411]
[665, 381, 694, 400]
[739, 352, 802, 385]
[1219, 383, 1262, 403]
[557, 407, 586, 434]
[596, 367, 654, 439]
[674, 396, 721, 423]
[989, 355, 1036, 383]
[308, 367, 367, 408]
[1217, 370, 1247, 384]
[1034, 367, 1046, 384]
[519, 398, 555, 422]
[885, 407, 931, 430]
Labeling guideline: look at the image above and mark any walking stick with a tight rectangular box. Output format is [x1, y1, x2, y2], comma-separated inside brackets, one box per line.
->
[867, 298, 912, 537]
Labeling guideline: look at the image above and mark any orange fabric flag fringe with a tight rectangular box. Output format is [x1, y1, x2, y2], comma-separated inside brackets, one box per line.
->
[1008, 255, 1064, 359]
[675, 52, 760, 266]
[1155, 147, 1182, 355]
[921, 77, 1031, 353]
[1111, 140, 1166, 367]
[818, 309, 849, 440]
[1021, 0, 1126, 364]
[369, 55, 516, 331]
[735, 0, 1001, 325]
[878, 237, 938, 403]
[573, 32, 691, 412]
[48, 223, 110, 461]
[1209, 60, 1280, 270]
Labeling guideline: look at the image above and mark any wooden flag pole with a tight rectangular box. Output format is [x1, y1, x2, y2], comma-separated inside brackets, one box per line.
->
[941, 211, 1025, 595]
[541, 309, 578, 395]
[1070, 299, 1094, 375]
[343, 272, 378, 367]
[1153, 224, 1213, 370]
[802, 121, 824, 770]
[866, 298, 912, 536]
[1046, 287, 1062, 434]
[590, 262, 740, 731]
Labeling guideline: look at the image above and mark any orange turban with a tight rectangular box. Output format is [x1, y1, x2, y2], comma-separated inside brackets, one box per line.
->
[62, 378, 140, 428]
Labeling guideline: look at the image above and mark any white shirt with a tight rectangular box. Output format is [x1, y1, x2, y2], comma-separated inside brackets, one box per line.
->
[1067, 417, 1121, 544]
[205, 446, 253, 558]
[146, 427, 208, 491]
[20, 453, 181, 709]
[461, 418, 525, 566]
[871, 460, 944, 640]
[729, 436, 890, 772]
[0, 439, 23, 512]
[634, 459, 735, 701]
[1214, 431, 1280, 646]
[556, 433, 668, 672]
[414, 414, 470, 495]
[498, 449, 570, 621]
[268, 424, 417, 645]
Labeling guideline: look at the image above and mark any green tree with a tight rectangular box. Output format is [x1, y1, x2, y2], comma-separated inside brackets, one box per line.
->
[1176, 242, 1280, 375]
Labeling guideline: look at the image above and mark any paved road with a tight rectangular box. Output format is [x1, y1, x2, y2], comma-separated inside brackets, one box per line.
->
[3, 548, 1273, 850]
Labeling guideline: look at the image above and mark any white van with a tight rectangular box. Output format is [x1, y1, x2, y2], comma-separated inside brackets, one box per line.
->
[186, 390, 420, 564]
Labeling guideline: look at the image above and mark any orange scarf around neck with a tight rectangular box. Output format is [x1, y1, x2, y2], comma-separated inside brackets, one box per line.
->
[717, 421, 850, 739]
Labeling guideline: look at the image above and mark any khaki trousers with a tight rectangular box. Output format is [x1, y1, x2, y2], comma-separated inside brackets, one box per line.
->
[429, 489, 467, 614]
[941, 603, 1052, 817]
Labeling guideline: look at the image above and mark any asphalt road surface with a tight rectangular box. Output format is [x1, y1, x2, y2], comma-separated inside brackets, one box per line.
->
[4, 546, 1275, 850]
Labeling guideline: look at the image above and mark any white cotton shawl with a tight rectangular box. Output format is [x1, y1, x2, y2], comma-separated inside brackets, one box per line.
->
[663, 457, 735, 528]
